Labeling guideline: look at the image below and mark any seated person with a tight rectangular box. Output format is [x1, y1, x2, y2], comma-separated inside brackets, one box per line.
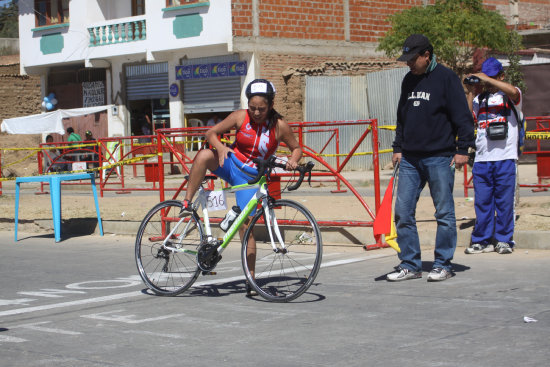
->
[180, 79, 303, 296]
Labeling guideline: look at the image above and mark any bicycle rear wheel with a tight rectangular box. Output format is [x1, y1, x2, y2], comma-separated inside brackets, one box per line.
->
[242, 199, 322, 302]
[135, 200, 202, 296]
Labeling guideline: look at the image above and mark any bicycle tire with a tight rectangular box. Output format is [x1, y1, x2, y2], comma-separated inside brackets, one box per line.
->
[242, 199, 322, 302]
[135, 200, 202, 296]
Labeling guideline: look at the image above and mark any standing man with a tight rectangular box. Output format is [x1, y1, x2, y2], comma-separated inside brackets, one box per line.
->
[463, 57, 522, 255]
[387, 34, 475, 282]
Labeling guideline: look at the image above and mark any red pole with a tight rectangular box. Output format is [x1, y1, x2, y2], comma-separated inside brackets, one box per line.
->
[371, 119, 381, 213]
[157, 131, 165, 203]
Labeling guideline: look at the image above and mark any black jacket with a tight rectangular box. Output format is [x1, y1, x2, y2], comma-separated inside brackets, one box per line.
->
[393, 63, 474, 157]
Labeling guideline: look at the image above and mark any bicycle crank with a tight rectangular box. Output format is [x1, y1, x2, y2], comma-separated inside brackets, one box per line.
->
[197, 240, 222, 273]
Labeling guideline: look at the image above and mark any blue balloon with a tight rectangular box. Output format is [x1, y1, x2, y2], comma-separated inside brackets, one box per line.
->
[43, 96, 49, 102]
[46, 102, 54, 110]
[48, 92, 55, 100]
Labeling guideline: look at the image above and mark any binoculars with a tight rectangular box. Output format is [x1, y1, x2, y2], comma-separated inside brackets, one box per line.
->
[463, 75, 481, 85]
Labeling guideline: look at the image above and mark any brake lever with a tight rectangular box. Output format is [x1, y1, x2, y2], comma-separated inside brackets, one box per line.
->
[287, 161, 314, 191]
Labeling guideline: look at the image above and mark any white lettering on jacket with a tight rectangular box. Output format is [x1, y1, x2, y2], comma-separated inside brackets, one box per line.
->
[407, 92, 430, 101]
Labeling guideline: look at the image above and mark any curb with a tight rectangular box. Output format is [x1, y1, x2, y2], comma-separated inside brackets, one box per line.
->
[31, 219, 550, 250]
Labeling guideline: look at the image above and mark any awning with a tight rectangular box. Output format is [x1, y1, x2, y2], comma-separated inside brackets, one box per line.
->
[1, 106, 109, 135]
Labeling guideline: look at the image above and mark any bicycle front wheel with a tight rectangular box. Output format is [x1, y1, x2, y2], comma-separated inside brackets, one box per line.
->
[242, 199, 322, 302]
[135, 200, 202, 296]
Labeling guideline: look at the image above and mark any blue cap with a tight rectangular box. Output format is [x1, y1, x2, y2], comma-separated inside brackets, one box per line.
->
[481, 57, 503, 77]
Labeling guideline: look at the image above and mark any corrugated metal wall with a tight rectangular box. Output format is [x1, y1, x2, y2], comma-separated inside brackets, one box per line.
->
[304, 69, 407, 171]
[304, 76, 371, 170]
[366, 67, 409, 169]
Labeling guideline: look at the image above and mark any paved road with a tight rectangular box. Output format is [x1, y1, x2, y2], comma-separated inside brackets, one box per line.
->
[1, 232, 549, 367]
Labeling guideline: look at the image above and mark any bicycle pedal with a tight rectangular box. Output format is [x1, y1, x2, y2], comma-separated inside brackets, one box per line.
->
[202, 271, 217, 276]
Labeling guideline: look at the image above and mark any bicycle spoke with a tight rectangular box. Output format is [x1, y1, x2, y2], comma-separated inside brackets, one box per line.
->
[135, 201, 202, 296]
[242, 199, 322, 302]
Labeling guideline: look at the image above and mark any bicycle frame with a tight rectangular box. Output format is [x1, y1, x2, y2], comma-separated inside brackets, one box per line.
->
[164, 174, 285, 258]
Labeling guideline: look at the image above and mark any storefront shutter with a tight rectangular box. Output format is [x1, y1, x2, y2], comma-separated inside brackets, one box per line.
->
[126, 62, 169, 101]
[180, 55, 243, 114]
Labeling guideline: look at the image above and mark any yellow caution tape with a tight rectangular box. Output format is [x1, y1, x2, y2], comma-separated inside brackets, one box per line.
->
[526, 132, 550, 140]
[0, 154, 156, 182]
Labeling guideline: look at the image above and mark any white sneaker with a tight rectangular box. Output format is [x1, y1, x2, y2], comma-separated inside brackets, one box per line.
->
[496, 242, 513, 254]
[465, 243, 494, 254]
[427, 268, 453, 282]
[386, 267, 422, 281]
[465, 243, 484, 254]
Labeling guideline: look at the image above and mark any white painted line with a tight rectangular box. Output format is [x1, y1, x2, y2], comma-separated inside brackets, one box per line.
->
[123, 329, 186, 339]
[13, 321, 82, 335]
[0, 335, 27, 343]
[0, 298, 36, 306]
[81, 309, 186, 324]
[0, 253, 391, 318]
[0, 291, 143, 318]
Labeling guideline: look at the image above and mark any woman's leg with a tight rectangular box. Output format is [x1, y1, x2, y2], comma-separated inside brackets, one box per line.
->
[184, 149, 220, 202]
[240, 219, 255, 278]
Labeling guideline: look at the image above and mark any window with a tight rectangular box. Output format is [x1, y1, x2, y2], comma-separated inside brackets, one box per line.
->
[35, 0, 70, 27]
[132, 0, 145, 16]
[165, 0, 203, 7]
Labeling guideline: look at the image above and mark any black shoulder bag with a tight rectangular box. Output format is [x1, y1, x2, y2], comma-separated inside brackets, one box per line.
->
[483, 92, 508, 141]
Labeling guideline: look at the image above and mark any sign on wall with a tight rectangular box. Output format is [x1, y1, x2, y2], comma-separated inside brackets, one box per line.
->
[83, 81, 105, 107]
[175, 61, 247, 80]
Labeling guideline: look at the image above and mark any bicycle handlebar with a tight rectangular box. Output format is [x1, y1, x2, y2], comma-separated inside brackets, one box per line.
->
[247, 156, 314, 191]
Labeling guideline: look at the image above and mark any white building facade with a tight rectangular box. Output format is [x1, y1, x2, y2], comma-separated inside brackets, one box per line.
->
[18, 0, 254, 138]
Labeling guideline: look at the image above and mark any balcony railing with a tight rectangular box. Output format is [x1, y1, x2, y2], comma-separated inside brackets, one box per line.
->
[88, 18, 146, 47]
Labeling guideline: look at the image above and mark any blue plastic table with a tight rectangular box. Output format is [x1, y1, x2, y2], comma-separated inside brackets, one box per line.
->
[14, 173, 103, 242]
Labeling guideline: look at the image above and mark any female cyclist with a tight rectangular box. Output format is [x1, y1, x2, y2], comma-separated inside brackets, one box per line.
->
[181, 78, 303, 296]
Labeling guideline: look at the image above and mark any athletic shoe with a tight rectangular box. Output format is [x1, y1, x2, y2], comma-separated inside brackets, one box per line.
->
[427, 267, 453, 282]
[245, 282, 258, 297]
[496, 242, 513, 254]
[464, 243, 494, 254]
[178, 199, 192, 217]
[386, 266, 422, 281]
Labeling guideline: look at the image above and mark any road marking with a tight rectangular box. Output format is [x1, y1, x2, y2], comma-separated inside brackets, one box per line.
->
[18, 289, 86, 298]
[0, 335, 27, 343]
[122, 329, 186, 339]
[12, 321, 82, 335]
[0, 253, 390, 318]
[0, 291, 143, 318]
[81, 309, 186, 324]
[0, 298, 36, 306]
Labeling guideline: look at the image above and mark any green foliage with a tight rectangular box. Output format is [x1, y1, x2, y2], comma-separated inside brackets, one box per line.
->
[505, 31, 526, 93]
[0, 0, 19, 38]
[377, 0, 523, 80]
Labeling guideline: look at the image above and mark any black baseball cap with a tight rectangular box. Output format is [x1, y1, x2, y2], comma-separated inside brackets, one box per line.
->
[397, 34, 432, 62]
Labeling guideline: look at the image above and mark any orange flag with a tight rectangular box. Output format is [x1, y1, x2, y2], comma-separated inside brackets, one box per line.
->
[373, 164, 400, 252]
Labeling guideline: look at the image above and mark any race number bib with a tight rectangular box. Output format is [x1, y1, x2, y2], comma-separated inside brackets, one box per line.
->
[205, 190, 227, 212]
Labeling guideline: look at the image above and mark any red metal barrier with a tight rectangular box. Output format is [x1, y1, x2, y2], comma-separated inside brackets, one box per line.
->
[154, 120, 387, 250]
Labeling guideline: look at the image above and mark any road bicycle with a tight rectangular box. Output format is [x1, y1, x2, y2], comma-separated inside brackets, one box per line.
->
[135, 156, 322, 302]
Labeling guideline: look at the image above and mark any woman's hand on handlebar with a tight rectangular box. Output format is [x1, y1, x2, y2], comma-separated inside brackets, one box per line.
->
[285, 159, 298, 171]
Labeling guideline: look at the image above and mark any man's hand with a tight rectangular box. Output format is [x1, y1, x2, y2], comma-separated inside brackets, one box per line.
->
[392, 152, 402, 167]
[452, 154, 469, 169]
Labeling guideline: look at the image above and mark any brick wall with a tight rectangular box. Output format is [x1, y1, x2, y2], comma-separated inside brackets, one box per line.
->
[0, 64, 42, 122]
[474, 1, 549, 28]
[349, 1, 429, 43]
[231, 0, 432, 41]
[232, 1, 549, 40]
[231, 0, 253, 37]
